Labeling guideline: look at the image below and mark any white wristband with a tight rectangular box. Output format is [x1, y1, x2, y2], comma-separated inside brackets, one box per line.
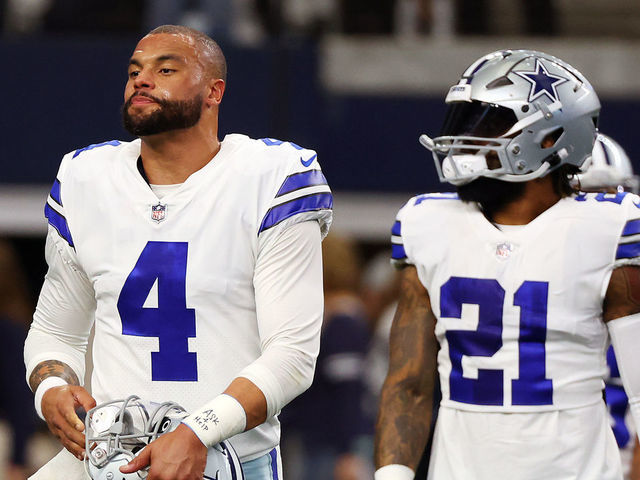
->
[181, 394, 247, 448]
[374, 464, 415, 480]
[34, 377, 68, 421]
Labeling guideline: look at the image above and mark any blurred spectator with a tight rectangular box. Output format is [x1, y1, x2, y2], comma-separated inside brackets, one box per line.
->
[0, 239, 38, 479]
[2, 0, 51, 36]
[455, 0, 556, 36]
[340, 0, 396, 34]
[42, 0, 143, 34]
[144, 0, 233, 41]
[280, 232, 373, 480]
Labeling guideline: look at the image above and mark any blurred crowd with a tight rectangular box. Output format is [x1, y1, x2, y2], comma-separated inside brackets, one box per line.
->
[0, 0, 559, 42]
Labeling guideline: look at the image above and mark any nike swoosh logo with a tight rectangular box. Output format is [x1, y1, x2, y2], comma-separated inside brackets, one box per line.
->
[301, 154, 317, 167]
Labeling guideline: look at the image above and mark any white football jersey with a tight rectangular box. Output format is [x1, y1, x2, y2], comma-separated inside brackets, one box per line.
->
[392, 191, 640, 413]
[36, 134, 332, 460]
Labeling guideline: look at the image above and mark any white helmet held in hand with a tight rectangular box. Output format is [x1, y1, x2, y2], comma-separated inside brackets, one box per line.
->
[84, 395, 244, 480]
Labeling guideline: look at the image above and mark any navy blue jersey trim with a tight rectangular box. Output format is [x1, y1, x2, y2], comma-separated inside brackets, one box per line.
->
[391, 221, 401, 236]
[622, 219, 640, 237]
[49, 178, 63, 207]
[616, 242, 640, 259]
[258, 192, 333, 234]
[269, 448, 279, 480]
[45, 204, 74, 248]
[275, 170, 327, 197]
[391, 244, 407, 260]
[72, 140, 120, 158]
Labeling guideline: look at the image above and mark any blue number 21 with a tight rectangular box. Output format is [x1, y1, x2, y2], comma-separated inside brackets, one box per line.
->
[117, 241, 197, 382]
[441, 277, 552, 406]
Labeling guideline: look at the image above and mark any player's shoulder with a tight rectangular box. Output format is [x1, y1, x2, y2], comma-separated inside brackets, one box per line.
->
[397, 192, 465, 221]
[59, 139, 139, 178]
[223, 134, 319, 172]
[569, 191, 640, 217]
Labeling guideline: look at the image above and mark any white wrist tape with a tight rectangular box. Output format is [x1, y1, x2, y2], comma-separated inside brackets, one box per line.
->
[608, 312, 640, 441]
[182, 394, 247, 447]
[34, 376, 68, 421]
[374, 464, 415, 480]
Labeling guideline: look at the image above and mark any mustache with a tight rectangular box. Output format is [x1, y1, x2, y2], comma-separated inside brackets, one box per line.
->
[124, 92, 168, 108]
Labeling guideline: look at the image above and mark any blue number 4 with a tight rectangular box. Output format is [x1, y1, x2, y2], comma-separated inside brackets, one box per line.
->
[117, 242, 197, 381]
[441, 277, 552, 406]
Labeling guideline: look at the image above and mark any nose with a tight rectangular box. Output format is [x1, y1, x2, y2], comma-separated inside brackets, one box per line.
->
[133, 68, 154, 90]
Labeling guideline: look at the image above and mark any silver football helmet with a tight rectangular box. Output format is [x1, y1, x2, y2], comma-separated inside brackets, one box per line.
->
[420, 50, 601, 185]
[84, 396, 244, 480]
[574, 133, 638, 193]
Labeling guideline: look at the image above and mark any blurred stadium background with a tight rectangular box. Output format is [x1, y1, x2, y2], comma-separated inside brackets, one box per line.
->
[2, 0, 640, 477]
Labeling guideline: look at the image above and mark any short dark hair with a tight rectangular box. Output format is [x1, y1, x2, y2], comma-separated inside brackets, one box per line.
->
[147, 25, 227, 82]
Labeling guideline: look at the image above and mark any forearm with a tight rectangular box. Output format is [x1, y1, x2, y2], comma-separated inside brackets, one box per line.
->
[28, 359, 80, 392]
[375, 376, 433, 469]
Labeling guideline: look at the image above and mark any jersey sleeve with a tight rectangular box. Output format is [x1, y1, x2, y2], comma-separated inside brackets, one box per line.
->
[391, 199, 414, 269]
[24, 155, 96, 385]
[257, 142, 333, 243]
[614, 195, 640, 268]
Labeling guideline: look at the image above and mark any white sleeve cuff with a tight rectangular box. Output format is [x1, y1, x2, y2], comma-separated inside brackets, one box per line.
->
[607, 312, 640, 440]
[374, 464, 415, 480]
[181, 394, 247, 447]
[34, 376, 68, 420]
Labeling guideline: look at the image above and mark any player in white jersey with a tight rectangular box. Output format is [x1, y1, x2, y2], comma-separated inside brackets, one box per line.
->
[374, 50, 640, 480]
[576, 134, 640, 480]
[24, 25, 332, 480]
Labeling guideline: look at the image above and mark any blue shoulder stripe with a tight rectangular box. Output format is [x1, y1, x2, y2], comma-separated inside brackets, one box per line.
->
[616, 242, 640, 260]
[391, 221, 401, 236]
[50, 179, 62, 206]
[622, 218, 640, 237]
[391, 244, 407, 260]
[259, 192, 333, 234]
[276, 170, 328, 197]
[72, 140, 120, 158]
[45, 204, 74, 247]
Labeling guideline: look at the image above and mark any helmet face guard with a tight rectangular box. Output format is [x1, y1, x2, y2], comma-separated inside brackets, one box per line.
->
[422, 50, 600, 186]
[84, 396, 245, 480]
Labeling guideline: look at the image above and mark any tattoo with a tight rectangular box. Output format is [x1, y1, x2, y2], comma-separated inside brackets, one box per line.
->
[374, 266, 438, 470]
[28, 360, 80, 392]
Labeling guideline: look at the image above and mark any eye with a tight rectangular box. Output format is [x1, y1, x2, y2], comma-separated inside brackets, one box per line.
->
[159, 68, 176, 75]
[128, 70, 140, 78]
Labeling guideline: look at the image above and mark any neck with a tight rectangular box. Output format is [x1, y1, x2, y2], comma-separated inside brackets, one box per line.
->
[139, 122, 220, 184]
[490, 176, 562, 225]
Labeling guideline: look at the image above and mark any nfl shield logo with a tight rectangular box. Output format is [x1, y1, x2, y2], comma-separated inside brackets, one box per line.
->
[495, 242, 514, 259]
[151, 203, 167, 223]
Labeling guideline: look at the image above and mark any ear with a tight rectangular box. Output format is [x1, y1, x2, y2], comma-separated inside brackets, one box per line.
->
[205, 78, 225, 108]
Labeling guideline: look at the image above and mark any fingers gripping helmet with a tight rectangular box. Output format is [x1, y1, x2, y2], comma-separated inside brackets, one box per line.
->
[85, 396, 244, 480]
[421, 50, 601, 185]
[575, 133, 639, 193]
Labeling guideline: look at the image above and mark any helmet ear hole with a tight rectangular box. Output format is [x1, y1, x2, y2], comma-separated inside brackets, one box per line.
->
[542, 128, 564, 149]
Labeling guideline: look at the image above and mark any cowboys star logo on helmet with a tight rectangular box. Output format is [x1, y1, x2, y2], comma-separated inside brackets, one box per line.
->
[515, 58, 568, 103]
[84, 396, 245, 480]
[419, 49, 600, 186]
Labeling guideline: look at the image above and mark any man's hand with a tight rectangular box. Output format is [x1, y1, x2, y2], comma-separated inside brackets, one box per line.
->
[41, 385, 96, 460]
[120, 423, 208, 480]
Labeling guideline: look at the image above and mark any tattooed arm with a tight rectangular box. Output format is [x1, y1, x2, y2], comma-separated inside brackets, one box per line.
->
[374, 266, 439, 472]
[24, 229, 97, 459]
[28, 359, 80, 392]
[603, 265, 640, 322]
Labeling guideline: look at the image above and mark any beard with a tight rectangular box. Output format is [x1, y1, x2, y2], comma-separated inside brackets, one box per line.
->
[122, 92, 204, 137]
[457, 177, 527, 221]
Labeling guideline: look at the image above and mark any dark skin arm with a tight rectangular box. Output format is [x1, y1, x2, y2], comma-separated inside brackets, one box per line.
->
[603, 265, 640, 322]
[29, 360, 96, 460]
[374, 266, 439, 470]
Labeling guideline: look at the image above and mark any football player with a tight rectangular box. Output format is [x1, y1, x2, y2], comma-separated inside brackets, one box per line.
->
[374, 50, 640, 480]
[24, 25, 332, 480]
[576, 134, 640, 480]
